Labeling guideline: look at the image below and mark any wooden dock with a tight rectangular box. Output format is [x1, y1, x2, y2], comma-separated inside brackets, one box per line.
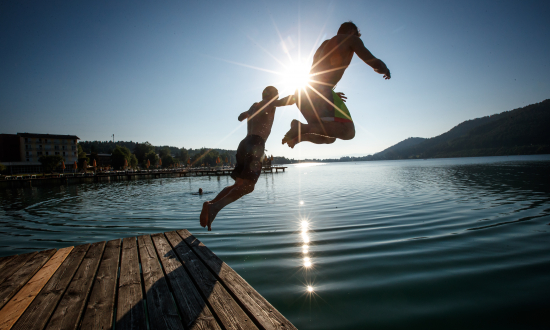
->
[0, 230, 297, 330]
[0, 167, 288, 188]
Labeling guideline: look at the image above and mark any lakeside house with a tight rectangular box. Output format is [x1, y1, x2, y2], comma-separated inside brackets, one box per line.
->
[0, 133, 79, 174]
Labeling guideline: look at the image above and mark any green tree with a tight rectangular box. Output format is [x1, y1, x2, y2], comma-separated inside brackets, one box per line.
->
[144, 151, 158, 167]
[177, 147, 189, 164]
[161, 154, 175, 168]
[111, 145, 132, 170]
[130, 154, 138, 169]
[134, 142, 155, 164]
[191, 148, 221, 167]
[77, 144, 89, 169]
[159, 146, 171, 158]
[39, 155, 64, 173]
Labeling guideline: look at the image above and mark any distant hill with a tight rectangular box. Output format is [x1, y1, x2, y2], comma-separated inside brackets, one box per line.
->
[366, 99, 550, 160]
[81, 99, 550, 166]
[368, 137, 426, 160]
[274, 99, 550, 164]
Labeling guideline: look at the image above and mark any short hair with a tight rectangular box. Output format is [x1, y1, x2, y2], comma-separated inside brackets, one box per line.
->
[262, 86, 278, 100]
[338, 21, 361, 37]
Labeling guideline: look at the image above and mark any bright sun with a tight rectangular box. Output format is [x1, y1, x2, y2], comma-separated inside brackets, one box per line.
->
[281, 61, 311, 91]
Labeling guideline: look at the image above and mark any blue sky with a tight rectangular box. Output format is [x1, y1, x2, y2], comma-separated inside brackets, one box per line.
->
[1, 0, 549, 159]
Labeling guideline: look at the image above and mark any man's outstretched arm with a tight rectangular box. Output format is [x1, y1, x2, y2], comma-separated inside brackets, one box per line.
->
[274, 95, 296, 107]
[238, 111, 249, 122]
[350, 36, 391, 79]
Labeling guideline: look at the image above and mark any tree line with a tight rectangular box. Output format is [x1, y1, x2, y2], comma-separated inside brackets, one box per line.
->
[77, 141, 237, 170]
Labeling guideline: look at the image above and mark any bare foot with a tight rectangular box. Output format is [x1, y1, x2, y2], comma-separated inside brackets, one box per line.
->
[282, 120, 300, 145]
[205, 203, 219, 231]
[200, 202, 209, 227]
[287, 136, 300, 148]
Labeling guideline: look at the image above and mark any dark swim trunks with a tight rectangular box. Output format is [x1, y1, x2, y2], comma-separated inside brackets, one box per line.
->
[231, 134, 265, 183]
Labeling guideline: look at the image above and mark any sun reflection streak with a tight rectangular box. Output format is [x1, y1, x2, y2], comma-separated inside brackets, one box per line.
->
[267, 8, 294, 63]
[246, 35, 288, 69]
[302, 86, 328, 135]
[204, 54, 283, 75]
[306, 83, 352, 121]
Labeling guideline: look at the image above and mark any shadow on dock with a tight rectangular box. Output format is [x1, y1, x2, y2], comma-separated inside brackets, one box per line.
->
[1, 229, 295, 330]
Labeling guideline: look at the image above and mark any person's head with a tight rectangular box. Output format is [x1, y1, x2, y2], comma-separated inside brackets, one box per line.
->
[338, 21, 361, 37]
[198, 188, 203, 194]
[262, 86, 279, 101]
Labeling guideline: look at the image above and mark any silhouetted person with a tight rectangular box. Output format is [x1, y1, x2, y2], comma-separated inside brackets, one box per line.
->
[282, 21, 391, 148]
[200, 86, 295, 231]
[198, 188, 203, 195]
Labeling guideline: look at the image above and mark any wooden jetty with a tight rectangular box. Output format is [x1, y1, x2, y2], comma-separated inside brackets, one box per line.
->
[0, 229, 297, 330]
[0, 167, 288, 188]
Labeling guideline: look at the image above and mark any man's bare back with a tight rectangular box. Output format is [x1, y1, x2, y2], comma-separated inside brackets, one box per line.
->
[282, 21, 390, 148]
[310, 33, 390, 87]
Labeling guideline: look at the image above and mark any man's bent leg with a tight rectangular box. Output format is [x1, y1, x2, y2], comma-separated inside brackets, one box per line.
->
[203, 178, 255, 231]
[284, 121, 355, 147]
[200, 184, 234, 228]
[287, 134, 336, 148]
[209, 185, 234, 204]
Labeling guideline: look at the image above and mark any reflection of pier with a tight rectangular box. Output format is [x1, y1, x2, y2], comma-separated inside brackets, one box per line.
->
[0, 166, 288, 188]
[0, 229, 297, 330]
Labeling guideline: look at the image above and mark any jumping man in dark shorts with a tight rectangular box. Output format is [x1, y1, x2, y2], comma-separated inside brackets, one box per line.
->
[200, 86, 296, 231]
[282, 21, 391, 148]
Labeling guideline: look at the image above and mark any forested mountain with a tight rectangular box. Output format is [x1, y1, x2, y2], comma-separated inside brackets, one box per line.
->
[369, 99, 550, 160]
[273, 99, 550, 164]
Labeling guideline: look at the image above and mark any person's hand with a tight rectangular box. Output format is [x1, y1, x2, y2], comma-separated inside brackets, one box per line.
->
[383, 69, 391, 80]
[335, 92, 347, 102]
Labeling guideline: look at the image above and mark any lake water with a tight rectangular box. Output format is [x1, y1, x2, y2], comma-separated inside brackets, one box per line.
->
[1, 155, 549, 329]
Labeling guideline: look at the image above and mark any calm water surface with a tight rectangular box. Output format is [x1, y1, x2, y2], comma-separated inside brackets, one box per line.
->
[1, 155, 549, 329]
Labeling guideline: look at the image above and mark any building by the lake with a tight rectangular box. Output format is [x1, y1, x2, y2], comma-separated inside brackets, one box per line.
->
[0, 133, 79, 174]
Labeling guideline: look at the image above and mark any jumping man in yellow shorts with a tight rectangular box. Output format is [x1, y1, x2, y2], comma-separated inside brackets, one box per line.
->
[282, 21, 391, 148]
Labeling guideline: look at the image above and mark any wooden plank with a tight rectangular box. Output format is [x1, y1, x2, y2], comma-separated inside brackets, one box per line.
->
[0, 252, 38, 287]
[0, 249, 56, 310]
[0, 256, 16, 273]
[80, 239, 121, 330]
[137, 235, 184, 330]
[45, 241, 105, 330]
[11, 244, 90, 330]
[0, 247, 73, 330]
[164, 231, 258, 330]
[151, 233, 221, 330]
[116, 237, 146, 330]
[178, 230, 296, 330]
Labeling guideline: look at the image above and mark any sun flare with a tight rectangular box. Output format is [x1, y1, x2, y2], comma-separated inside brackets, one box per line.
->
[281, 61, 311, 91]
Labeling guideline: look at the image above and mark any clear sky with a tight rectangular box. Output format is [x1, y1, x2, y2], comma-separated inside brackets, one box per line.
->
[1, 0, 549, 159]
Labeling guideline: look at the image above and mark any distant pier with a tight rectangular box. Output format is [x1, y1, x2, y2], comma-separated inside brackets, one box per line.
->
[0, 166, 288, 188]
[0, 229, 296, 330]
